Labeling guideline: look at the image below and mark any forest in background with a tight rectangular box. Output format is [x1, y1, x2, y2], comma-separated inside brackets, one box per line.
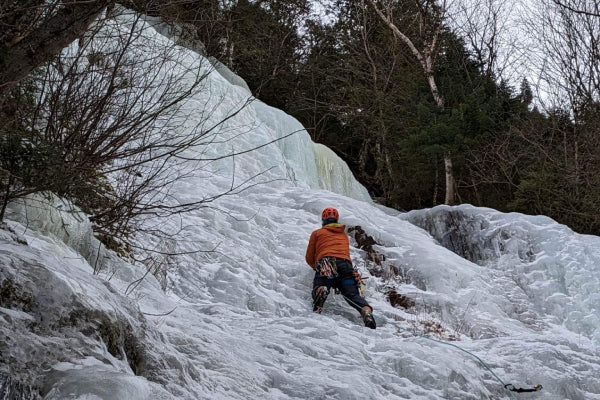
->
[151, 0, 600, 234]
[1, 0, 599, 235]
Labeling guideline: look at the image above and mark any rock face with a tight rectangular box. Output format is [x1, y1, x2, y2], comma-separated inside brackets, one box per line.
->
[404, 205, 537, 265]
[406, 206, 510, 264]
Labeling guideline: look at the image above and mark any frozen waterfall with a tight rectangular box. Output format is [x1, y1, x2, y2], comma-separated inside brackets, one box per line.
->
[1, 8, 599, 400]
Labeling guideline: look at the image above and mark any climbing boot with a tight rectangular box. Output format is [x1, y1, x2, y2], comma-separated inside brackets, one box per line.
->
[361, 306, 376, 329]
[313, 286, 329, 313]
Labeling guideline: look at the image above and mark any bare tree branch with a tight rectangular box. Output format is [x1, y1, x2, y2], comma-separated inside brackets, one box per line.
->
[552, 0, 600, 18]
[0, 0, 114, 94]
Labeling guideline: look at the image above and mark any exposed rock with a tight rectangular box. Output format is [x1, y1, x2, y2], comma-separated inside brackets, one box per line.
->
[386, 288, 415, 309]
[348, 225, 383, 265]
[404, 205, 536, 265]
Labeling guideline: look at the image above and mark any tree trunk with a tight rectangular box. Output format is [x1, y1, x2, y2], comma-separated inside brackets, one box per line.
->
[358, 137, 373, 182]
[0, 175, 15, 222]
[0, 1, 111, 94]
[367, 0, 456, 205]
[444, 154, 455, 206]
[433, 156, 439, 205]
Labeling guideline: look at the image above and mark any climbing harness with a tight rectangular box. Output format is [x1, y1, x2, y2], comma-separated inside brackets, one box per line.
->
[317, 257, 338, 279]
[336, 291, 541, 399]
[505, 384, 543, 393]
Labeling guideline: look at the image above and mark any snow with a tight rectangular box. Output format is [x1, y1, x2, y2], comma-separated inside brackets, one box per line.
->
[405, 205, 600, 343]
[42, 364, 174, 400]
[2, 8, 600, 400]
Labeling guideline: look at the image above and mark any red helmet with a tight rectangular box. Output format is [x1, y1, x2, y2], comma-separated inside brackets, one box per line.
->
[321, 207, 339, 220]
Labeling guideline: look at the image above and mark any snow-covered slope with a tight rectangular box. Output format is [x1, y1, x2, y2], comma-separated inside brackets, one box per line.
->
[2, 9, 600, 400]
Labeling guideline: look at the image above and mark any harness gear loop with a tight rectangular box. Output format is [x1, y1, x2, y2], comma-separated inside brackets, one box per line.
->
[317, 257, 338, 279]
[505, 384, 543, 393]
[353, 267, 366, 297]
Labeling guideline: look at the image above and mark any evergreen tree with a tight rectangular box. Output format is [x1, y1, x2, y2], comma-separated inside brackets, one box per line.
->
[220, 0, 309, 110]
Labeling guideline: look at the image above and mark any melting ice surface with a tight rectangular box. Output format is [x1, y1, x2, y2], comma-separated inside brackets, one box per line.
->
[2, 9, 600, 400]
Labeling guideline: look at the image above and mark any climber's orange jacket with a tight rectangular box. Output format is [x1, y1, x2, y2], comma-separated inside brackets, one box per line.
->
[305, 223, 351, 268]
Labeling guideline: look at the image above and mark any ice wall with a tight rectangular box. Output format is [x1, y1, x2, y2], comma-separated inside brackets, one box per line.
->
[142, 10, 370, 202]
[3, 8, 600, 400]
[207, 57, 252, 94]
[313, 143, 371, 202]
[4, 194, 112, 271]
[0, 221, 173, 400]
[405, 204, 600, 343]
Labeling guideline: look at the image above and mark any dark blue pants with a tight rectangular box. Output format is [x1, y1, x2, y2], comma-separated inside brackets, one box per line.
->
[312, 258, 371, 312]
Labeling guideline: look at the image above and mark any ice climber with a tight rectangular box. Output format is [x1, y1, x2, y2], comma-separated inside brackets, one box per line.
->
[305, 207, 376, 329]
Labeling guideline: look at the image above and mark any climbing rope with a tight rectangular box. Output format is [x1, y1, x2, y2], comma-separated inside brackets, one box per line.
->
[391, 321, 519, 400]
[336, 291, 542, 399]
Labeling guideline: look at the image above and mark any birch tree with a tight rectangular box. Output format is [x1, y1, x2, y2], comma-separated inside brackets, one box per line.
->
[366, 0, 458, 204]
